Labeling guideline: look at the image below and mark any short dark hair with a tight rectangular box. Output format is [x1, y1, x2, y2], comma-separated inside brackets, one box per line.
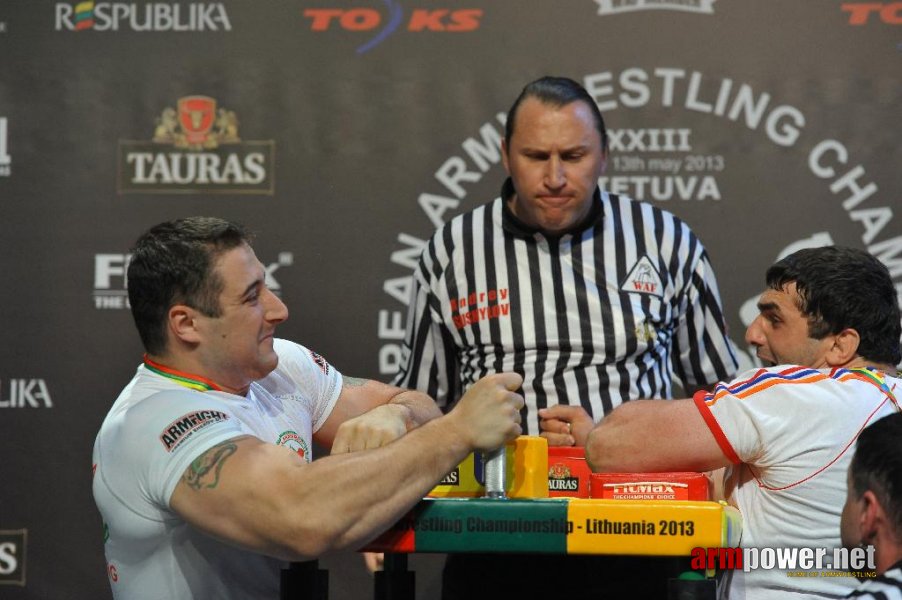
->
[504, 76, 608, 152]
[127, 216, 252, 355]
[765, 246, 901, 365]
[849, 413, 902, 539]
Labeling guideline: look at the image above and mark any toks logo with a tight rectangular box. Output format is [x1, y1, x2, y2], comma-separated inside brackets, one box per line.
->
[842, 2, 902, 24]
[55, 1, 232, 32]
[303, 2, 482, 54]
[0, 530, 26, 586]
[117, 95, 275, 194]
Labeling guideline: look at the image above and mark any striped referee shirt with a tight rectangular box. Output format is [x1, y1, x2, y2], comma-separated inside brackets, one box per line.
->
[394, 182, 739, 434]
[845, 563, 902, 599]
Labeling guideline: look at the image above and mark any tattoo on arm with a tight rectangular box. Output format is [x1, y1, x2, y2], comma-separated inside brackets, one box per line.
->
[183, 441, 237, 491]
[342, 376, 367, 389]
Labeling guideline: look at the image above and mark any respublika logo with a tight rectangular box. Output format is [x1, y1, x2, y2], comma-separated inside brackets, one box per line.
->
[55, 1, 232, 32]
[93, 251, 293, 309]
[0, 379, 53, 408]
[0, 530, 26, 586]
[842, 2, 902, 24]
[595, 0, 716, 15]
[0, 117, 10, 177]
[303, 1, 483, 54]
[117, 95, 275, 194]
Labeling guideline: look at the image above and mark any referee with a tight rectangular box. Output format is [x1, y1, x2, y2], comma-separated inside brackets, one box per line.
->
[393, 76, 739, 599]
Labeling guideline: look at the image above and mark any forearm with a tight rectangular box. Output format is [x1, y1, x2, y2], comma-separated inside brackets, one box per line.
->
[585, 406, 657, 472]
[173, 373, 523, 562]
[283, 414, 470, 556]
[387, 388, 442, 429]
[585, 399, 727, 473]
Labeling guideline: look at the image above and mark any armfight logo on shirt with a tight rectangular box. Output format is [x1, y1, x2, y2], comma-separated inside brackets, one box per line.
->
[159, 409, 230, 452]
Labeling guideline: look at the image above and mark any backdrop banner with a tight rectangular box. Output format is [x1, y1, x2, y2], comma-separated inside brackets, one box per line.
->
[0, 1, 899, 598]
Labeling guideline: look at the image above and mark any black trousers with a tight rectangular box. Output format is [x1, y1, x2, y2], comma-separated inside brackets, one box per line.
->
[442, 553, 689, 600]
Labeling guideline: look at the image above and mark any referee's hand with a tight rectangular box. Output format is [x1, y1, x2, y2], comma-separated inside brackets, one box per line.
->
[538, 405, 594, 447]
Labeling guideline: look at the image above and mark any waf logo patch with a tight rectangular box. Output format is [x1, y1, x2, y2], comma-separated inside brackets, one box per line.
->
[159, 410, 230, 452]
[308, 351, 330, 376]
[620, 256, 664, 297]
[277, 430, 310, 462]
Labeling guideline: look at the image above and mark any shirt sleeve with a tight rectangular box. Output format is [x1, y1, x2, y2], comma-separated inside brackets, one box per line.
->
[692, 367, 814, 468]
[98, 390, 250, 518]
[671, 236, 739, 389]
[271, 339, 343, 433]
[392, 247, 461, 410]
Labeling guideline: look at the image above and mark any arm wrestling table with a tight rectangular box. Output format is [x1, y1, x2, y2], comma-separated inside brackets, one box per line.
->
[281, 438, 743, 600]
[363, 496, 741, 600]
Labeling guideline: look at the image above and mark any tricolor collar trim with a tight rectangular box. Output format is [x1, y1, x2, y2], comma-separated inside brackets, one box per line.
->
[143, 355, 223, 392]
[849, 367, 899, 409]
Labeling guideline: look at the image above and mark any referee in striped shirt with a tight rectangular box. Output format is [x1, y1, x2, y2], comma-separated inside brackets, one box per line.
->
[393, 76, 739, 598]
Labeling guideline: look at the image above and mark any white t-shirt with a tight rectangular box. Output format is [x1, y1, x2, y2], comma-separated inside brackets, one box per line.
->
[92, 339, 342, 599]
[694, 366, 900, 600]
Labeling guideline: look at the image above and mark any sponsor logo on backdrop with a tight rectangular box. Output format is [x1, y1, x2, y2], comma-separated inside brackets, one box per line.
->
[117, 95, 275, 194]
[0, 530, 26, 586]
[0, 117, 10, 177]
[55, 1, 232, 32]
[374, 67, 901, 375]
[303, 1, 482, 54]
[94, 253, 131, 309]
[0, 379, 53, 408]
[93, 251, 293, 309]
[842, 2, 902, 25]
[594, 0, 716, 15]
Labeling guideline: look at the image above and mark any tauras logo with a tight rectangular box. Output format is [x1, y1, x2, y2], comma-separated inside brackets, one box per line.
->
[439, 468, 460, 485]
[55, 2, 232, 32]
[0, 379, 53, 408]
[0, 530, 26, 586]
[118, 95, 275, 194]
[595, 0, 716, 15]
[548, 477, 579, 491]
[0, 117, 10, 177]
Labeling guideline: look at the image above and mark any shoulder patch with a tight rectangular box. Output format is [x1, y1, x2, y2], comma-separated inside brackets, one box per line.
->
[308, 351, 330, 376]
[159, 409, 230, 453]
[277, 430, 311, 463]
